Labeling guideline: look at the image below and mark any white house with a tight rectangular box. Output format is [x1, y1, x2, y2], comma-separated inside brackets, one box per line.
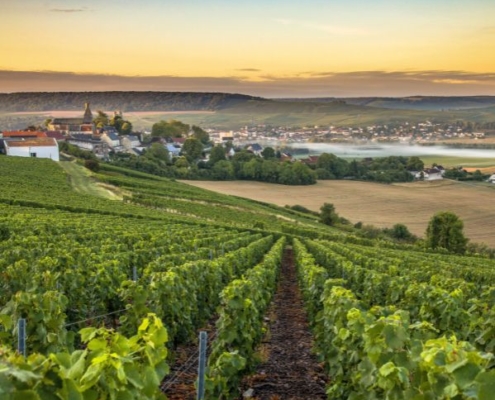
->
[488, 174, 495, 183]
[415, 167, 443, 181]
[101, 131, 121, 150]
[5, 137, 60, 161]
[121, 135, 141, 150]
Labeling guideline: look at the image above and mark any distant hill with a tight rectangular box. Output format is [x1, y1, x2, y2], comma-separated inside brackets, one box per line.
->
[0, 91, 263, 112]
[1, 92, 495, 130]
[279, 96, 495, 111]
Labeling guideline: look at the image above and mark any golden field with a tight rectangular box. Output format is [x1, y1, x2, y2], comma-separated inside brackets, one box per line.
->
[185, 179, 495, 247]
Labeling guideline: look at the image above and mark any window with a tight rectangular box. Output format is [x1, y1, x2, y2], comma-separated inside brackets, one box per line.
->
[30, 152, 37, 157]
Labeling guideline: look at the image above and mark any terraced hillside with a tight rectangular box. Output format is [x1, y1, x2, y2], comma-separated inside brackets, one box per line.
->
[1, 156, 495, 399]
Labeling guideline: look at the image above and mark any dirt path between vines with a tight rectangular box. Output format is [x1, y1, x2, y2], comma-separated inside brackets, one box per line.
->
[240, 247, 328, 400]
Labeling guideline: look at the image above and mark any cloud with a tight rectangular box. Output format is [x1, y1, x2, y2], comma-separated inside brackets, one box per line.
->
[235, 68, 261, 72]
[49, 8, 88, 13]
[1, 69, 495, 97]
[274, 18, 367, 36]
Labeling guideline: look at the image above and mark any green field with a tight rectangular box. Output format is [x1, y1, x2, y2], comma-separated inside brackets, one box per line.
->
[419, 155, 495, 168]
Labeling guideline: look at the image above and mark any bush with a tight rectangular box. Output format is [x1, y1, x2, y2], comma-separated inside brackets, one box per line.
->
[288, 204, 319, 216]
[84, 159, 100, 172]
[383, 223, 416, 242]
[0, 224, 10, 241]
[320, 203, 339, 226]
[426, 211, 468, 254]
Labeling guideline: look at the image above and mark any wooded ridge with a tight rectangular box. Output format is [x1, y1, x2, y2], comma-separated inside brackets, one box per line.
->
[0, 92, 263, 112]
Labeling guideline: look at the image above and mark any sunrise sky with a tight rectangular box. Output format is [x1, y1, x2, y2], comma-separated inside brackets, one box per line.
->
[2, 0, 495, 96]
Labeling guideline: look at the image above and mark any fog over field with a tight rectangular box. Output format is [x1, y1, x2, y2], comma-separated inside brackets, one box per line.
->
[279, 143, 495, 159]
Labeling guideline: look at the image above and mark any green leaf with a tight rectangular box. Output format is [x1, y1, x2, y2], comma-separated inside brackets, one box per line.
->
[379, 362, 396, 377]
[0, 314, 12, 329]
[80, 364, 102, 391]
[12, 390, 40, 400]
[338, 328, 350, 340]
[443, 383, 458, 397]
[87, 338, 107, 351]
[142, 366, 160, 397]
[68, 351, 87, 380]
[47, 332, 58, 343]
[383, 324, 405, 350]
[452, 362, 481, 390]
[476, 371, 495, 400]
[138, 318, 150, 332]
[79, 327, 97, 343]
[64, 379, 84, 400]
[8, 369, 40, 383]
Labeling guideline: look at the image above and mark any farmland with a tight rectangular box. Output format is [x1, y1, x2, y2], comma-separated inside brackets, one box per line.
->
[185, 179, 495, 247]
[2, 156, 495, 399]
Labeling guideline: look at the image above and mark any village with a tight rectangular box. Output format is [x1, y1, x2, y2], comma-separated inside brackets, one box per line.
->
[209, 120, 489, 144]
[0, 103, 494, 184]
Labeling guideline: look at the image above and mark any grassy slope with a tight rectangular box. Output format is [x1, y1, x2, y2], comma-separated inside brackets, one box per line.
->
[58, 160, 122, 200]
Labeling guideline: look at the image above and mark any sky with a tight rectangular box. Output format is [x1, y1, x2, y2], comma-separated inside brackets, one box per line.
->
[1, 0, 495, 97]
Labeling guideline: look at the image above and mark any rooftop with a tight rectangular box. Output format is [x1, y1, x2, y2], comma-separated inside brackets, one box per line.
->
[5, 138, 58, 147]
[2, 131, 47, 138]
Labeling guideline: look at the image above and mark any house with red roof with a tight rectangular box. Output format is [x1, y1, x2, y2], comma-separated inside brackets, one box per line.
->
[4, 137, 59, 161]
[1, 131, 47, 139]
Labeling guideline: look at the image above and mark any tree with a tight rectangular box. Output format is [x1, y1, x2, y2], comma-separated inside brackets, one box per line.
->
[212, 160, 235, 180]
[181, 138, 203, 162]
[145, 143, 170, 164]
[406, 156, 424, 171]
[242, 158, 262, 180]
[174, 156, 190, 169]
[191, 125, 210, 145]
[386, 223, 414, 241]
[208, 145, 226, 166]
[260, 160, 279, 183]
[320, 203, 339, 226]
[231, 150, 256, 177]
[472, 170, 484, 181]
[316, 153, 349, 178]
[152, 120, 189, 139]
[261, 146, 275, 159]
[93, 111, 109, 128]
[426, 211, 468, 254]
[120, 122, 132, 135]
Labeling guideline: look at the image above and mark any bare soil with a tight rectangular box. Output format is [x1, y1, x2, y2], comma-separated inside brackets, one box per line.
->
[239, 248, 327, 400]
[185, 179, 495, 247]
[161, 320, 217, 400]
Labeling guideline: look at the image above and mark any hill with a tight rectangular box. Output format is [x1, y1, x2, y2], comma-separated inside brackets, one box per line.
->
[0, 91, 262, 112]
[2, 92, 495, 130]
[2, 156, 495, 399]
[280, 96, 495, 111]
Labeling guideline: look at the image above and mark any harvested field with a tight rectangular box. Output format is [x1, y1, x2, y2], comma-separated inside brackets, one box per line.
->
[185, 179, 495, 247]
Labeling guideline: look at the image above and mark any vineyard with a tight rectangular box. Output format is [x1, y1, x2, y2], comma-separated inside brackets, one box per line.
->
[1, 156, 495, 399]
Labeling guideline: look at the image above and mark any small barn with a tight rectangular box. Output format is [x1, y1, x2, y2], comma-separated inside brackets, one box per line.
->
[4, 137, 60, 161]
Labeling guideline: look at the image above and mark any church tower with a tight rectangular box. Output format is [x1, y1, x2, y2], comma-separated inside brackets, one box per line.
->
[83, 102, 93, 124]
